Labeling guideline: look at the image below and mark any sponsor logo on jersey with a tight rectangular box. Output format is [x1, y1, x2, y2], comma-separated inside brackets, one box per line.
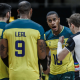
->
[65, 76, 70, 79]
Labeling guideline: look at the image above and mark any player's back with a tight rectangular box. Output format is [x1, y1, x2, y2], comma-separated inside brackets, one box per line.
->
[0, 22, 9, 79]
[3, 19, 44, 80]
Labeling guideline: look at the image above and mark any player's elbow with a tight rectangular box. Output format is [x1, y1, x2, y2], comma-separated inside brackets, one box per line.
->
[39, 55, 47, 60]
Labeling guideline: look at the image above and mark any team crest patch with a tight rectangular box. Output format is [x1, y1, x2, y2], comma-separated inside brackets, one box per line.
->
[49, 42, 51, 46]
[65, 43, 69, 47]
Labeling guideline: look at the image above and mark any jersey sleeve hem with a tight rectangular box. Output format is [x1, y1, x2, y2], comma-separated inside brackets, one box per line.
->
[65, 47, 70, 52]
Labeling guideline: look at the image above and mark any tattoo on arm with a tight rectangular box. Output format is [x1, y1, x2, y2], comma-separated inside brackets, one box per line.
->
[39, 41, 46, 53]
[0, 44, 7, 54]
[0, 44, 6, 50]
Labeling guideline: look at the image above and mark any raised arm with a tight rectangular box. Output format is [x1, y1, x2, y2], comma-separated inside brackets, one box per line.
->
[57, 36, 75, 61]
[57, 43, 69, 61]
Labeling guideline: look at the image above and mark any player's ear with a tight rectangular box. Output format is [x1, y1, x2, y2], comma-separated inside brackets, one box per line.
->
[17, 9, 20, 14]
[58, 17, 60, 23]
[30, 8, 32, 15]
[6, 12, 10, 19]
[29, 8, 32, 18]
[71, 23, 74, 28]
[47, 18, 48, 24]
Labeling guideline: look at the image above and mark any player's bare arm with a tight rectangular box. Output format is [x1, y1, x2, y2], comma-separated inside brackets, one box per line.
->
[57, 36, 69, 61]
[58, 47, 69, 61]
[37, 39, 46, 59]
[46, 47, 50, 56]
[0, 39, 8, 58]
[0, 39, 8, 67]
[38, 39, 50, 74]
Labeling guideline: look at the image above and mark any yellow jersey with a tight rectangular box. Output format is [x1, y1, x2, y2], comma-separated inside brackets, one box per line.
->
[45, 26, 75, 75]
[3, 19, 45, 80]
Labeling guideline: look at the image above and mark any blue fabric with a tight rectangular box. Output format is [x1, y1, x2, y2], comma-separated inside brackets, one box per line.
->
[45, 26, 73, 40]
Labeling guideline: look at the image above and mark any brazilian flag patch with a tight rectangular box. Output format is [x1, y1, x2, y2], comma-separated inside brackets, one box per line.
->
[65, 43, 69, 47]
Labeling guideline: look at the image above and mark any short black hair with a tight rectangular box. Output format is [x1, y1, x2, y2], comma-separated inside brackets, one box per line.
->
[18, 1, 31, 14]
[0, 3, 11, 17]
[46, 11, 59, 18]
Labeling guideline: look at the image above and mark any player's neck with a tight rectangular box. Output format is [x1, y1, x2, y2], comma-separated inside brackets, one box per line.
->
[0, 17, 7, 22]
[52, 25, 63, 36]
[74, 27, 80, 34]
[20, 14, 30, 19]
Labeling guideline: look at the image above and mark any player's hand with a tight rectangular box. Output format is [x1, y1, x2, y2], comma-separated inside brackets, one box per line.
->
[59, 36, 64, 44]
[43, 66, 50, 74]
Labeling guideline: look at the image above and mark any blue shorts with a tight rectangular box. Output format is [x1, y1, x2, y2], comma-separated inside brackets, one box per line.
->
[0, 78, 9, 80]
[49, 71, 75, 80]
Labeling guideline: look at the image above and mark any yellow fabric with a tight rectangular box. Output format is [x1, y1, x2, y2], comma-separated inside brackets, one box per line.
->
[0, 29, 3, 38]
[3, 28, 41, 80]
[46, 38, 75, 75]
[40, 64, 49, 80]
[45, 74, 49, 80]
[0, 29, 9, 79]
[9, 17, 14, 22]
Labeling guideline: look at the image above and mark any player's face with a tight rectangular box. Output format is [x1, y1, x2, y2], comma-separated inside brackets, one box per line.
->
[47, 14, 60, 32]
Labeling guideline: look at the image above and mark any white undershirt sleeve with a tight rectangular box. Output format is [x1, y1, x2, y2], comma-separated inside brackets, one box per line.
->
[57, 42, 62, 56]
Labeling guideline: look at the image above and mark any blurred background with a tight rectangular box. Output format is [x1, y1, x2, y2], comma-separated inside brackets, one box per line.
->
[1, 0, 80, 31]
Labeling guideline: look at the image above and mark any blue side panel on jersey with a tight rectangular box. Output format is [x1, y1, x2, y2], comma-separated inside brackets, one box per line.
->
[45, 26, 73, 40]
[5, 19, 45, 39]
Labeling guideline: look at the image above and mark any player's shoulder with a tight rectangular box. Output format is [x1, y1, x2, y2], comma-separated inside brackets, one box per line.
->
[64, 26, 71, 32]
[29, 20, 42, 27]
[45, 29, 52, 40]
[5, 19, 43, 30]
[64, 26, 73, 35]
[30, 20, 44, 30]
[45, 29, 52, 36]
[29, 20, 45, 34]
[5, 19, 19, 29]
[70, 32, 80, 38]
[0, 22, 7, 29]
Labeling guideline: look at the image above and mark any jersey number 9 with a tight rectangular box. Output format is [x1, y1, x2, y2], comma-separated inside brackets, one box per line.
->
[15, 40, 25, 57]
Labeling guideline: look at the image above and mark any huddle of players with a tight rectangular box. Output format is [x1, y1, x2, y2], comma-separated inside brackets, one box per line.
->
[0, 1, 80, 80]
